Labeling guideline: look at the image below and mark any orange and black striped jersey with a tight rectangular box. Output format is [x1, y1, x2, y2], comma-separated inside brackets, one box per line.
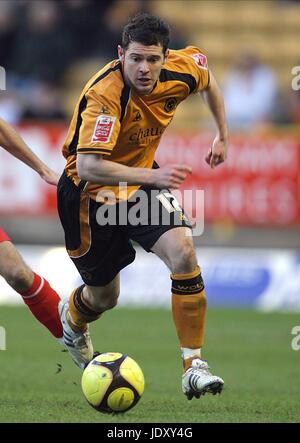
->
[62, 46, 209, 201]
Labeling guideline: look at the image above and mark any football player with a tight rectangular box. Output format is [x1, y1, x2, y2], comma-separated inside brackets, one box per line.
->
[58, 13, 228, 399]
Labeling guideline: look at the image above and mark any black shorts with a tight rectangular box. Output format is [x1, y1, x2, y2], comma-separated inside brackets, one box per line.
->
[57, 172, 191, 286]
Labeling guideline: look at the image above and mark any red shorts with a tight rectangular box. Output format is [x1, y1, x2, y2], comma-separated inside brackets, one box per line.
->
[0, 227, 11, 243]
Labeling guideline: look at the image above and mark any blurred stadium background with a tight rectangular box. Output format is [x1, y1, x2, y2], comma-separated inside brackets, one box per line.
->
[1, 0, 300, 424]
[0, 0, 299, 309]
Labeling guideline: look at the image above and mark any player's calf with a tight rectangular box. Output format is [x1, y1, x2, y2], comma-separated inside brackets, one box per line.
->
[0, 242, 63, 338]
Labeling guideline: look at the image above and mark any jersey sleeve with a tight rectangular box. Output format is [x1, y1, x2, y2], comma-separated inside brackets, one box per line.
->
[183, 46, 210, 93]
[77, 89, 121, 156]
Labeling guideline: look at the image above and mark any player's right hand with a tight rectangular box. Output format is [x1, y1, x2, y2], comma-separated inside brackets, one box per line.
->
[151, 164, 192, 189]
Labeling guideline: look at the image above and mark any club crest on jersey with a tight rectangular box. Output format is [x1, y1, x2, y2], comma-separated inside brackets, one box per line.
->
[192, 53, 208, 68]
[133, 110, 142, 121]
[92, 115, 116, 143]
[164, 97, 177, 113]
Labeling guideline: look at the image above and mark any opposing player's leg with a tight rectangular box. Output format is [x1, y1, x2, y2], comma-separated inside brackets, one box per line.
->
[151, 227, 224, 399]
[0, 236, 63, 338]
[59, 275, 120, 370]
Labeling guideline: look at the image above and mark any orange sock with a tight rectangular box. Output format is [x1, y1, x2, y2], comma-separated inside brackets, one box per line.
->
[171, 266, 207, 368]
[68, 285, 101, 332]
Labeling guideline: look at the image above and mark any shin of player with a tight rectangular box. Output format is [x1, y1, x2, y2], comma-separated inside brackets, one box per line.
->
[171, 265, 207, 371]
[151, 228, 206, 370]
[66, 274, 119, 333]
[59, 279, 119, 369]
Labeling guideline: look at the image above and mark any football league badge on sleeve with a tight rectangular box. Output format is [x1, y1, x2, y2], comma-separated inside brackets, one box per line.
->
[92, 115, 116, 143]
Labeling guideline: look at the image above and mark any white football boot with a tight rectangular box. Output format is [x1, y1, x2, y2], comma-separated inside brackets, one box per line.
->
[182, 358, 224, 400]
[58, 300, 94, 370]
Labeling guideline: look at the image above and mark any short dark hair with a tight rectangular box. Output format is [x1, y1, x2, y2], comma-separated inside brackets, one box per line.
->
[122, 13, 170, 53]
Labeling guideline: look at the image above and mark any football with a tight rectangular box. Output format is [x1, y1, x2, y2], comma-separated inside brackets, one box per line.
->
[81, 352, 145, 414]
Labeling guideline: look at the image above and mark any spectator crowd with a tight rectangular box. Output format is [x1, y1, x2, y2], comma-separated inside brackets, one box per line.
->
[0, 0, 299, 128]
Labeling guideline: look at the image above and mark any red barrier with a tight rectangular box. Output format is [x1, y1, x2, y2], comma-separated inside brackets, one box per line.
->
[0, 124, 299, 225]
[0, 123, 66, 215]
[157, 131, 300, 225]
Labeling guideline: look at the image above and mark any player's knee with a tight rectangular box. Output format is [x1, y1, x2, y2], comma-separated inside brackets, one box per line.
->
[85, 287, 120, 313]
[170, 242, 197, 274]
[5, 265, 33, 292]
[103, 296, 118, 311]
[94, 296, 119, 312]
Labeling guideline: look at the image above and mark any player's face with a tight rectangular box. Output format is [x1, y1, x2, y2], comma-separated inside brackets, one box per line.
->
[118, 42, 169, 95]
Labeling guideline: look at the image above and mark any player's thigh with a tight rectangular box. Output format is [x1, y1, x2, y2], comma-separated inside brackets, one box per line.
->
[151, 227, 197, 273]
[0, 241, 32, 281]
[58, 172, 136, 287]
[127, 186, 193, 260]
[127, 186, 196, 273]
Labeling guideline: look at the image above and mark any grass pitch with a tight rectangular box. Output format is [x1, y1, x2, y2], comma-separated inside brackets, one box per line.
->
[0, 305, 300, 423]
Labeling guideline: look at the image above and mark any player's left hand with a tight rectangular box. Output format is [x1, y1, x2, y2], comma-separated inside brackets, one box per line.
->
[40, 167, 60, 186]
[205, 134, 228, 169]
